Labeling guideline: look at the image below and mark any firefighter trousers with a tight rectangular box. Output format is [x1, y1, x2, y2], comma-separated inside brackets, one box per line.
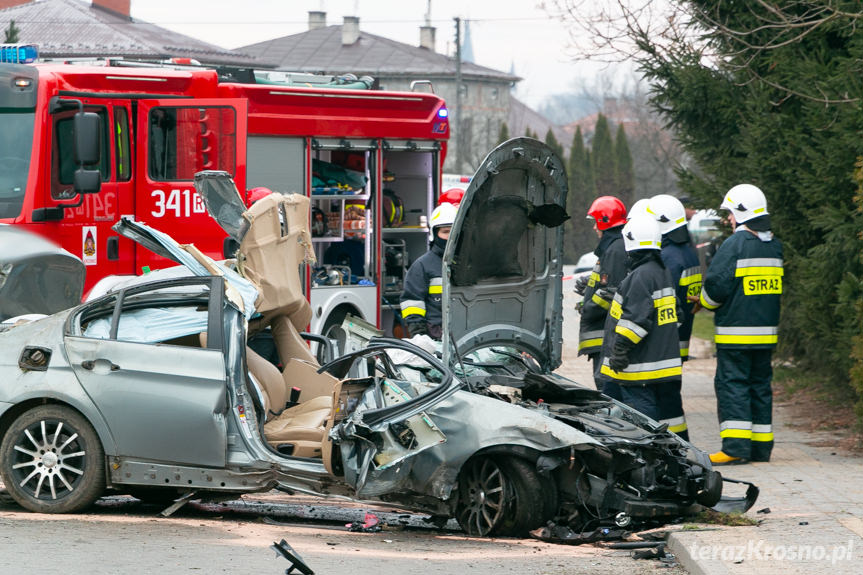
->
[714, 348, 774, 461]
[619, 380, 689, 442]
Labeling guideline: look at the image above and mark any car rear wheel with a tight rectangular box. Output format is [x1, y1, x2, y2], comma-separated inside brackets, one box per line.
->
[455, 456, 553, 537]
[0, 405, 105, 513]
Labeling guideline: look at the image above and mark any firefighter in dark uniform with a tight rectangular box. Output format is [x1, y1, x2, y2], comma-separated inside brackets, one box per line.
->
[648, 194, 703, 362]
[599, 215, 686, 436]
[575, 196, 628, 391]
[399, 202, 458, 340]
[700, 184, 782, 465]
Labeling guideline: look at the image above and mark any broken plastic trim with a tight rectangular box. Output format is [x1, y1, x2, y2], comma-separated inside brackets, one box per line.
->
[271, 539, 314, 575]
[710, 477, 760, 514]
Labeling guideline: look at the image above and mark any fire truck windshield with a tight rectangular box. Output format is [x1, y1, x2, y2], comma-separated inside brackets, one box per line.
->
[0, 110, 34, 219]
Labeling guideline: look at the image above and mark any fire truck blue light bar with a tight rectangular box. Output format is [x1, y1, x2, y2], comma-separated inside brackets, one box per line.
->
[0, 44, 39, 64]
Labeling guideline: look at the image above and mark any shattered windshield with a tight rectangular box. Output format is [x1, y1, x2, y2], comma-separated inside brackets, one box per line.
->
[0, 111, 35, 219]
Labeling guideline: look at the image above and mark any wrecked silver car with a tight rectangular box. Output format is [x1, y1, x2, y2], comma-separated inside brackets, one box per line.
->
[0, 139, 746, 538]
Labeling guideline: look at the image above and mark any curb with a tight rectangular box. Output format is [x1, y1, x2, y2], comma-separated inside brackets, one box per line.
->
[667, 532, 715, 575]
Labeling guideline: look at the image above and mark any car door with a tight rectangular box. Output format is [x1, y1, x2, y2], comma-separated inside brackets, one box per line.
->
[441, 138, 569, 373]
[64, 277, 228, 467]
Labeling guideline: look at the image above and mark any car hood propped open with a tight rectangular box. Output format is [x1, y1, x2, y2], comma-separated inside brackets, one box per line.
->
[442, 138, 569, 372]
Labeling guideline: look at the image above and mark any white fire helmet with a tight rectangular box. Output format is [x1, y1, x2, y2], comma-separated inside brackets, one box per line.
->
[428, 201, 458, 241]
[720, 184, 768, 224]
[622, 215, 662, 252]
[647, 194, 687, 234]
[627, 198, 650, 221]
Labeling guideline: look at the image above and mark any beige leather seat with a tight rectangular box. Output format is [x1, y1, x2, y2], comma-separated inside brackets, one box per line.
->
[246, 346, 332, 458]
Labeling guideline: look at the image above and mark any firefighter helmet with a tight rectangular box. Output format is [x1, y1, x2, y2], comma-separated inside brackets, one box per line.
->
[622, 215, 662, 252]
[438, 187, 465, 206]
[247, 187, 273, 205]
[587, 196, 626, 230]
[428, 201, 458, 241]
[647, 194, 687, 234]
[721, 184, 768, 224]
[627, 198, 650, 221]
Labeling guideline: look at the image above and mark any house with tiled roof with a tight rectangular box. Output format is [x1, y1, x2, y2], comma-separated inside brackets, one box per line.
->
[0, 0, 272, 68]
[239, 12, 523, 173]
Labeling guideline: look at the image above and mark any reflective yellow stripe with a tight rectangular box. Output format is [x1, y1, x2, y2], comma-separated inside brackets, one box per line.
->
[578, 338, 603, 351]
[609, 299, 622, 320]
[600, 365, 682, 381]
[401, 307, 426, 317]
[720, 429, 752, 439]
[428, 285, 442, 294]
[654, 295, 676, 308]
[615, 325, 642, 344]
[680, 347, 689, 358]
[752, 432, 774, 442]
[714, 334, 778, 345]
[700, 291, 720, 310]
[591, 292, 611, 310]
[679, 273, 702, 286]
[668, 422, 688, 433]
[735, 267, 783, 277]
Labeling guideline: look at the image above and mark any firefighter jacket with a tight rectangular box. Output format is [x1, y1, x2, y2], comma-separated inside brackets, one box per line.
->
[578, 227, 627, 356]
[699, 227, 783, 349]
[400, 242, 444, 335]
[660, 232, 702, 360]
[600, 255, 683, 385]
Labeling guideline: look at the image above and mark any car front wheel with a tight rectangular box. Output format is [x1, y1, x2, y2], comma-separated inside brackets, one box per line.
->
[455, 456, 553, 537]
[0, 405, 105, 513]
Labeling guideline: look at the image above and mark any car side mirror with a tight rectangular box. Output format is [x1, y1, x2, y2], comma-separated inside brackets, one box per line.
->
[74, 168, 101, 196]
[74, 111, 101, 166]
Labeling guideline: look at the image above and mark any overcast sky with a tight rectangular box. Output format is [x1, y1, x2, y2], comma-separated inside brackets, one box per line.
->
[130, 0, 626, 108]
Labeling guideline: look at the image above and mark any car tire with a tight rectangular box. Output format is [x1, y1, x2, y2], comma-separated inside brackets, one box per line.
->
[455, 456, 554, 537]
[0, 405, 105, 513]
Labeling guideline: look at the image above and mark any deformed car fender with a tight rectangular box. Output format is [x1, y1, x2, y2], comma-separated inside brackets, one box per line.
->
[400, 389, 603, 501]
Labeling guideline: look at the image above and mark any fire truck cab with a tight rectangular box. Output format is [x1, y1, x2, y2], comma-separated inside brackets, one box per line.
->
[0, 45, 449, 337]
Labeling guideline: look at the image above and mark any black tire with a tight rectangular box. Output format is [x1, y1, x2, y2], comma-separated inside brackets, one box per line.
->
[0, 405, 105, 513]
[455, 456, 555, 537]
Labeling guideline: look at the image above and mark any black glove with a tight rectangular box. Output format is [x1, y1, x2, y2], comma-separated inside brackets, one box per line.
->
[576, 300, 584, 315]
[608, 336, 635, 372]
[574, 275, 589, 296]
[407, 321, 428, 337]
[595, 286, 617, 302]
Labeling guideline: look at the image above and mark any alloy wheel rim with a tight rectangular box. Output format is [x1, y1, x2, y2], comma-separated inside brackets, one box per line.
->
[10, 419, 86, 500]
[459, 459, 508, 536]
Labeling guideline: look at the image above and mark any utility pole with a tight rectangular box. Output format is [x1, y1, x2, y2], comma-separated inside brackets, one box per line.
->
[454, 17, 462, 173]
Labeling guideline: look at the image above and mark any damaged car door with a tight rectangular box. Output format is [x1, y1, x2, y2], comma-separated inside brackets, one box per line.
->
[64, 277, 229, 467]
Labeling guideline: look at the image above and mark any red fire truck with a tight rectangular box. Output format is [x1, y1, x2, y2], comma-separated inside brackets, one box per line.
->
[0, 45, 449, 336]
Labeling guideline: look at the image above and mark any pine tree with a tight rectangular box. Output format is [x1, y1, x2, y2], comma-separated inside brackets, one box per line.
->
[614, 124, 634, 206]
[633, 1, 863, 413]
[4, 20, 20, 43]
[498, 122, 510, 145]
[544, 128, 564, 160]
[591, 114, 616, 197]
[565, 127, 596, 262]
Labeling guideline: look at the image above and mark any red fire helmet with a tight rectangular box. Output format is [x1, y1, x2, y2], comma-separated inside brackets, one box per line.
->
[438, 187, 465, 206]
[247, 187, 273, 205]
[587, 196, 626, 230]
